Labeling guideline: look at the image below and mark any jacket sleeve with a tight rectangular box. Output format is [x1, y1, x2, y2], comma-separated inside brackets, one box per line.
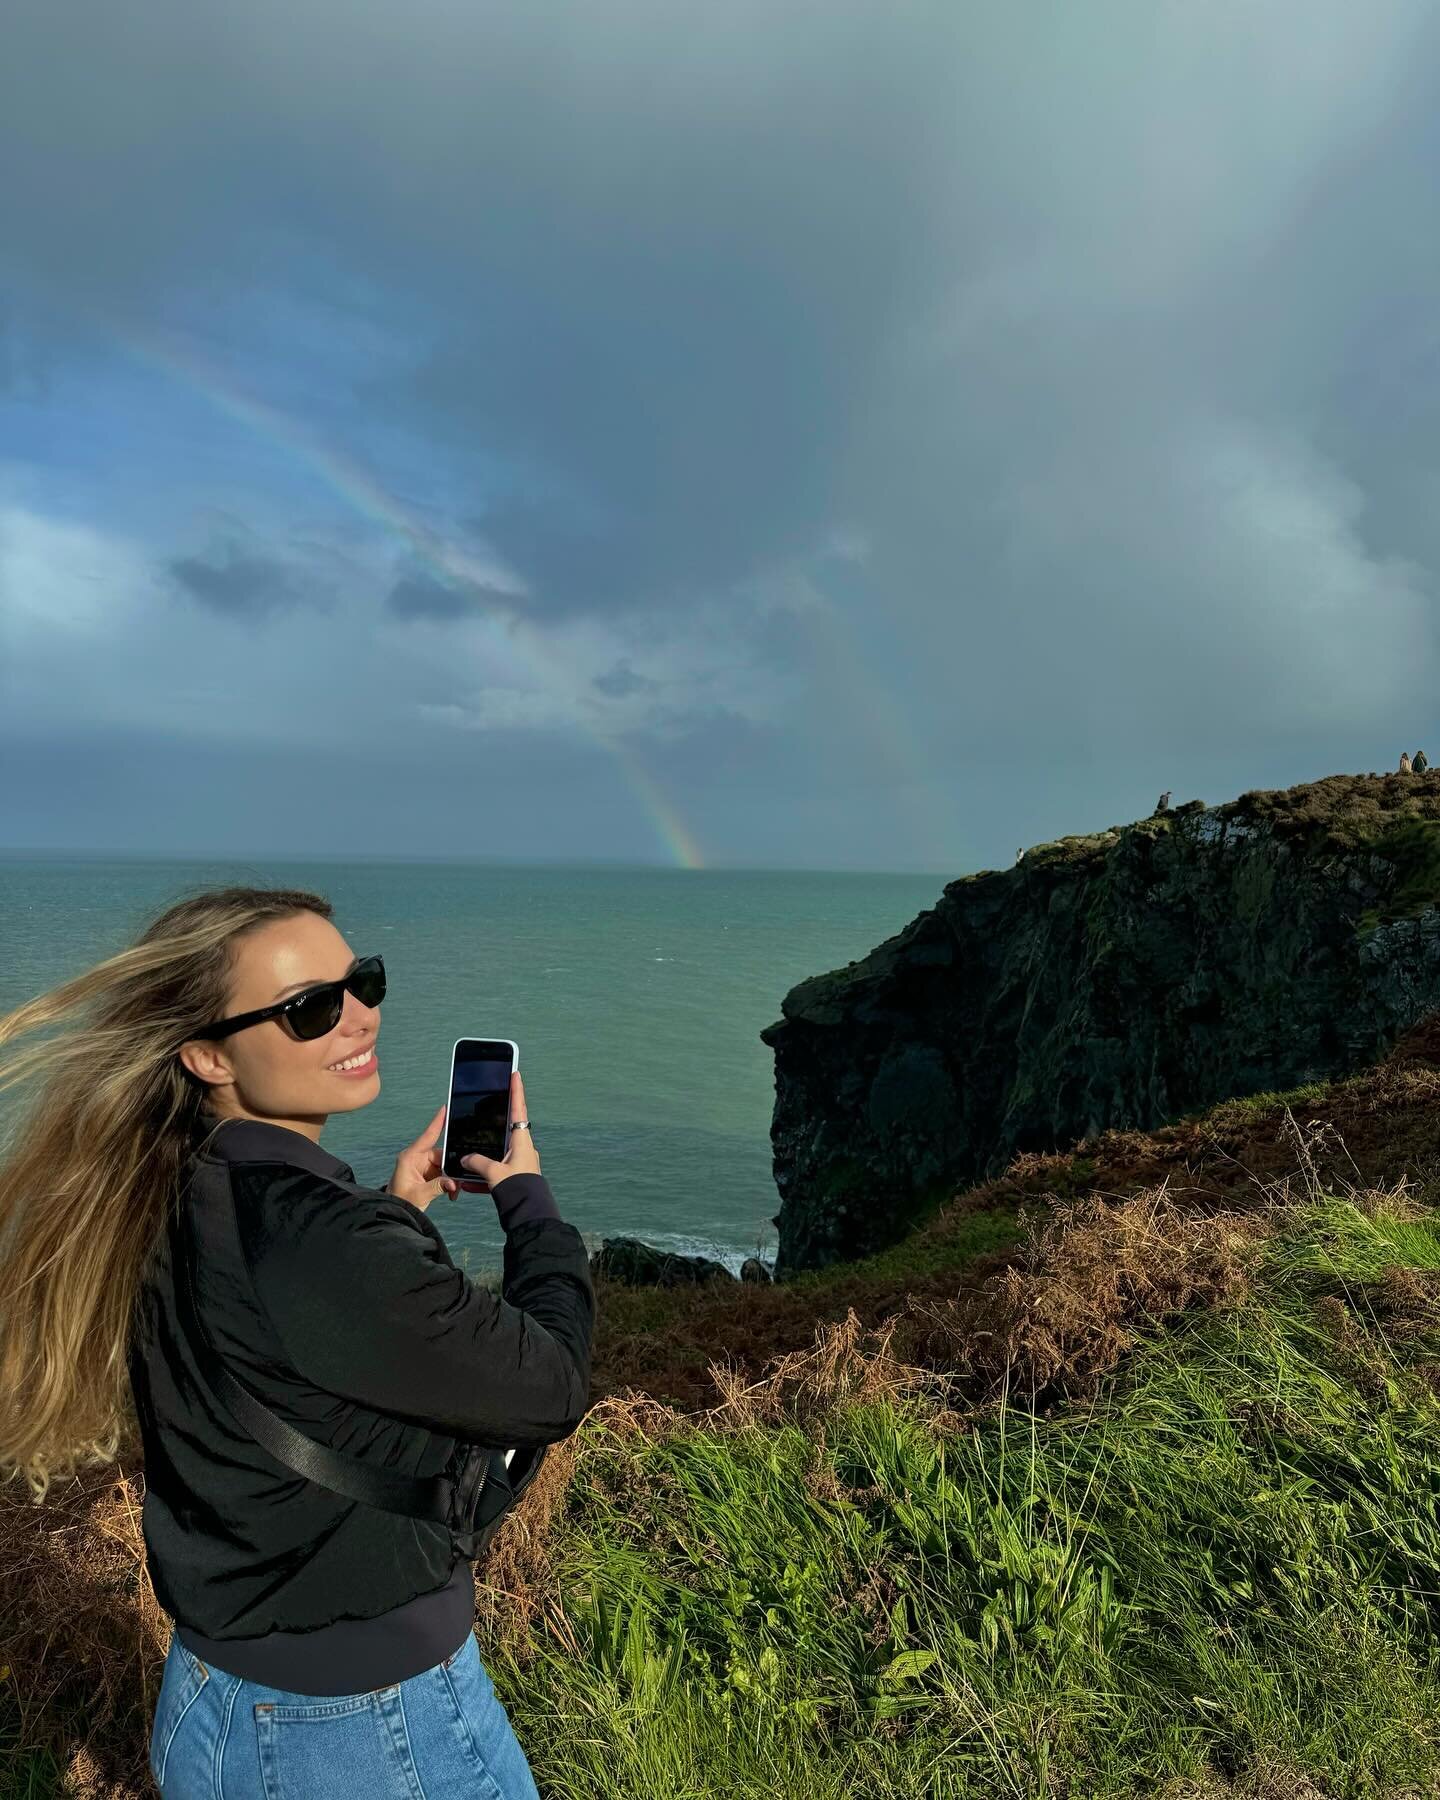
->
[245, 1169, 595, 1446]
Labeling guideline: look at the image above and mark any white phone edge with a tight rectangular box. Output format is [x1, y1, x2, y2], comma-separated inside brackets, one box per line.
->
[440, 1037, 520, 1173]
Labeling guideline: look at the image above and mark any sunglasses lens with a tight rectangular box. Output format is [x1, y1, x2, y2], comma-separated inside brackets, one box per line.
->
[351, 962, 386, 1008]
[289, 988, 344, 1040]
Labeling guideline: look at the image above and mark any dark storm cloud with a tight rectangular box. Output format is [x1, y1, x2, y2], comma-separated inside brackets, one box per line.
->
[168, 542, 303, 619]
[403, 262, 875, 618]
[385, 572, 515, 621]
[592, 661, 660, 699]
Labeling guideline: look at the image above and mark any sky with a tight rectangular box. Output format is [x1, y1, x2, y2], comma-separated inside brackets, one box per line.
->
[4, 0, 1440, 873]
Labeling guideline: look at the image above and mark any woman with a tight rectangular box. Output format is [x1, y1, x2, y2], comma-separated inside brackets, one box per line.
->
[0, 884, 595, 1797]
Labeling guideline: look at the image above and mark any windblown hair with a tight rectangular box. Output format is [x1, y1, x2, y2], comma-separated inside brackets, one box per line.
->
[0, 884, 334, 1502]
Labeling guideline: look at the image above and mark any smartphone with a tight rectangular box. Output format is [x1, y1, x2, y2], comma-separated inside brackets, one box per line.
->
[441, 1038, 519, 1182]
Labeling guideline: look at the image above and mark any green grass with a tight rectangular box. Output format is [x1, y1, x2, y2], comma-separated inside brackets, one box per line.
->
[1203, 1081, 1332, 1128]
[493, 1195, 1440, 1798]
[783, 1204, 1025, 1290]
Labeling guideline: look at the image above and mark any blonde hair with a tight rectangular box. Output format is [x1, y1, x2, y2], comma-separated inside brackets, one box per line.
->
[0, 884, 334, 1502]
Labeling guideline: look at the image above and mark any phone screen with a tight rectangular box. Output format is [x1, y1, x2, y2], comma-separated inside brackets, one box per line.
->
[442, 1039, 516, 1179]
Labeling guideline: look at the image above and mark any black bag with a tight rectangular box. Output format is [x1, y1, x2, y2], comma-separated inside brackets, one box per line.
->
[172, 1182, 547, 1560]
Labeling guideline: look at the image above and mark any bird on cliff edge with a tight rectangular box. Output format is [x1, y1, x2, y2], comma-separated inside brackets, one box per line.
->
[1400, 751, 1414, 773]
[1415, 750, 1430, 773]
[1153, 790, 1172, 814]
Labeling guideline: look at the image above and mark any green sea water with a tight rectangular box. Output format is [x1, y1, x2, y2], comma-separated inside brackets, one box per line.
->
[0, 853, 947, 1273]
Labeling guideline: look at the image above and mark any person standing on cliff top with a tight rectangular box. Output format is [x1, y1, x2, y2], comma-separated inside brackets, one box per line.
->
[1414, 750, 1430, 773]
[0, 887, 593, 1799]
[1400, 752, 1414, 773]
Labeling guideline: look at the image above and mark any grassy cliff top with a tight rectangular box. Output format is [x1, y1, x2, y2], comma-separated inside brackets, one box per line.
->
[946, 769, 1440, 888]
[1220, 769, 1440, 849]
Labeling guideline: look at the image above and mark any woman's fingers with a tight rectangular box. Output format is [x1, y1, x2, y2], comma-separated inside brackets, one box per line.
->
[408, 1103, 447, 1152]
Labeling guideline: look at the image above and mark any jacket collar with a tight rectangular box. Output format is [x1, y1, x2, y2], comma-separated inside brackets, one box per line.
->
[195, 1110, 356, 1183]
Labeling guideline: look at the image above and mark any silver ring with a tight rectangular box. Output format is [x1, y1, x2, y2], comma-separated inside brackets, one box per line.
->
[512, 1120, 531, 1130]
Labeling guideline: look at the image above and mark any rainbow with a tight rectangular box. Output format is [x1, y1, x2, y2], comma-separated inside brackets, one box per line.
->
[105, 324, 707, 869]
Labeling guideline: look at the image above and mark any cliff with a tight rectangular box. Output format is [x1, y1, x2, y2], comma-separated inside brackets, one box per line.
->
[760, 772, 1440, 1276]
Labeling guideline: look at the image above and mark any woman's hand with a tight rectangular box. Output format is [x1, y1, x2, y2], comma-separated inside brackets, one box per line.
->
[387, 1074, 537, 1210]
[455, 1071, 541, 1192]
[386, 1104, 459, 1214]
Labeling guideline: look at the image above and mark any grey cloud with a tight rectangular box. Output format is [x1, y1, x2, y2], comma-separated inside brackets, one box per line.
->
[592, 661, 660, 699]
[384, 572, 515, 621]
[168, 542, 304, 619]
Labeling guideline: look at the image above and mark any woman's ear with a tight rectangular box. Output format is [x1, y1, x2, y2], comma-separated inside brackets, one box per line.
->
[177, 1040, 232, 1089]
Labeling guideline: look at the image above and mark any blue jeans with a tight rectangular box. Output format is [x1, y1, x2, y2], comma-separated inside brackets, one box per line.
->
[149, 1627, 542, 1798]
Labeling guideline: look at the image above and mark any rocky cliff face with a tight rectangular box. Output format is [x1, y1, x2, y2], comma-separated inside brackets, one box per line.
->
[760, 775, 1440, 1277]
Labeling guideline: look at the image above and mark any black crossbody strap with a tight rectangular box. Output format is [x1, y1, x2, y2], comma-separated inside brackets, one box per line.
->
[174, 1187, 486, 1525]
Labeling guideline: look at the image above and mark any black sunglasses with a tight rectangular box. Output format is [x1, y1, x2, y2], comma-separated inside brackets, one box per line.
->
[195, 954, 386, 1043]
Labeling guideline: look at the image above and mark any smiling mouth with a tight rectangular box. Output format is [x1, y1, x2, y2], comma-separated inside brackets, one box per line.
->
[327, 1046, 377, 1073]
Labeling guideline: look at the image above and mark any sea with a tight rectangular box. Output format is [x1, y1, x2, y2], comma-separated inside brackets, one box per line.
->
[0, 853, 947, 1276]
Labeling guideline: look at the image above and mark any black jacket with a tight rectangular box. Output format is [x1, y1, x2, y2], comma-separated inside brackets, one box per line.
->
[126, 1111, 595, 1695]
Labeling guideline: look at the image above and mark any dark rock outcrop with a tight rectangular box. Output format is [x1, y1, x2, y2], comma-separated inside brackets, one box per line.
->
[591, 1237, 736, 1287]
[760, 774, 1440, 1277]
[739, 1257, 774, 1284]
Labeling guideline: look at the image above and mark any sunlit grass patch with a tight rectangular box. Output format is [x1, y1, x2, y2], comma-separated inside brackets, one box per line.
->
[489, 1189, 1440, 1797]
